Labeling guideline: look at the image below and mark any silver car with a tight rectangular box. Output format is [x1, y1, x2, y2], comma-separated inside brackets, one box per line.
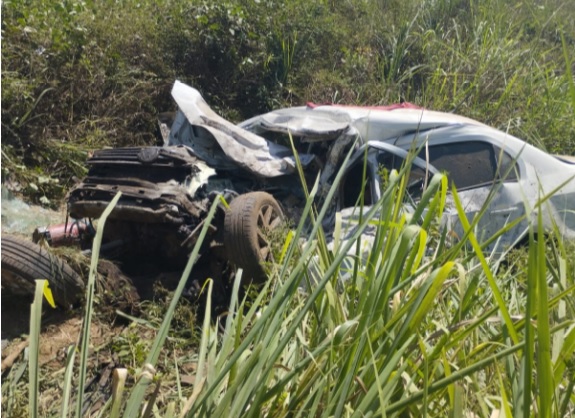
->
[169, 81, 575, 253]
[13, 81, 570, 307]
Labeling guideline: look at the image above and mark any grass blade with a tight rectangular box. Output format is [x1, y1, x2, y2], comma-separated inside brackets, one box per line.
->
[451, 185, 519, 344]
[110, 368, 128, 418]
[535, 209, 552, 417]
[28, 279, 46, 417]
[60, 344, 77, 418]
[181, 280, 213, 416]
[75, 191, 122, 418]
[124, 196, 221, 417]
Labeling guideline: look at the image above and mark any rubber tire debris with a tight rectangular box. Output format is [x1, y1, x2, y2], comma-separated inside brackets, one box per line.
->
[1, 235, 85, 308]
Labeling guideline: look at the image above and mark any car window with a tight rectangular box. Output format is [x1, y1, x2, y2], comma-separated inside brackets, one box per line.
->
[340, 160, 373, 208]
[376, 151, 429, 199]
[494, 146, 519, 181]
[418, 141, 518, 190]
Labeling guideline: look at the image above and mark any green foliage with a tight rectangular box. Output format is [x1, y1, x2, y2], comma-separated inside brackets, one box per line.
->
[1, 0, 575, 414]
[172, 162, 574, 417]
[2, 0, 574, 204]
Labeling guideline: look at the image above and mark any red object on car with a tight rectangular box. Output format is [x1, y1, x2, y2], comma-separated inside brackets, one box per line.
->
[33, 219, 94, 247]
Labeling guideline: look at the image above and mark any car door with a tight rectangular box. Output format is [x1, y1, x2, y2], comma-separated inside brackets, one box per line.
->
[333, 143, 436, 238]
[419, 138, 526, 252]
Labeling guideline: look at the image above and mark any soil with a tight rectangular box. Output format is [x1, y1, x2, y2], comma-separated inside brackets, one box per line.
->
[1, 298, 113, 368]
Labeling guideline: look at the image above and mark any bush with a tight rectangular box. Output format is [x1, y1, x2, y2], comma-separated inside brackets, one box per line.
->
[1, 0, 574, 204]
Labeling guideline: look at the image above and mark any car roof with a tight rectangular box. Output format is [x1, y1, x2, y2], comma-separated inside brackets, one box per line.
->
[241, 104, 488, 143]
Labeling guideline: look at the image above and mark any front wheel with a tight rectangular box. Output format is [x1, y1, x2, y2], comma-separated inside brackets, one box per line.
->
[223, 192, 284, 284]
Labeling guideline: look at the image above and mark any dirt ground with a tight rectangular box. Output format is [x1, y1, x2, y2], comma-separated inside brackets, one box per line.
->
[1, 294, 113, 368]
[1, 252, 204, 416]
[0, 253, 185, 366]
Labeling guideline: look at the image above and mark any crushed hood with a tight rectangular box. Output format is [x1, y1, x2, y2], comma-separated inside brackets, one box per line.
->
[240, 107, 355, 141]
[168, 81, 334, 177]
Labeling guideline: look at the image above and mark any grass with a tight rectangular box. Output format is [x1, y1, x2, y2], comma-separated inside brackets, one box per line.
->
[3, 152, 574, 416]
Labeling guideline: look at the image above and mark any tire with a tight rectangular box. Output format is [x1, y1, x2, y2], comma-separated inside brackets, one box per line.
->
[224, 192, 284, 284]
[1, 235, 84, 308]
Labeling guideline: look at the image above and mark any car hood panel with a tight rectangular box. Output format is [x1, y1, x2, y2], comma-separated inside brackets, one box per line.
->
[169, 81, 317, 177]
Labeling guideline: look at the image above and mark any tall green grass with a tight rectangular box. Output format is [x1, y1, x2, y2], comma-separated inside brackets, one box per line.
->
[4, 153, 574, 416]
[2, 0, 574, 413]
[177, 164, 574, 416]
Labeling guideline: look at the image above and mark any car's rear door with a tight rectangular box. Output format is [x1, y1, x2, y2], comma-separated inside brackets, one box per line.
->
[416, 136, 526, 252]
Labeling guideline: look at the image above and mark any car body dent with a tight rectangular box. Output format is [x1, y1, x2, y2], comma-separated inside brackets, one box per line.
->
[75, 81, 575, 258]
[302, 103, 486, 143]
[169, 81, 317, 177]
[240, 106, 355, 141]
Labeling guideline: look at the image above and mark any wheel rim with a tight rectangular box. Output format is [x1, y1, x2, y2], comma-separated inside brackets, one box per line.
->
[256, 204, 282, 262]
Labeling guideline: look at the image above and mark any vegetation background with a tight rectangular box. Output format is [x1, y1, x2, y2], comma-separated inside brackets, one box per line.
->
[1, 0, 575, 417]
[2, 0, 574, 205]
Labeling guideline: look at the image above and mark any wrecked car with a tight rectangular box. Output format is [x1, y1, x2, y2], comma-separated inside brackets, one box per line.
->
[65, 81, 575, 290]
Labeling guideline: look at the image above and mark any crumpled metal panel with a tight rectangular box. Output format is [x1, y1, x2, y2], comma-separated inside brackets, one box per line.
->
[169, 81, 318, 177]
[242, 107, 354, 141]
